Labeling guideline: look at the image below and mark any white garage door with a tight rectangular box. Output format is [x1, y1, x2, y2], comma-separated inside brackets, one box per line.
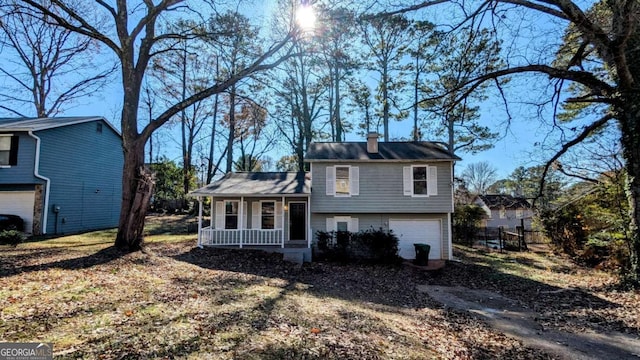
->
[390, 219, 441, 260]
[0, 191, 35, 233]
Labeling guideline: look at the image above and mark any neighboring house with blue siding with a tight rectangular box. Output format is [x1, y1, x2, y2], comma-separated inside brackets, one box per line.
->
[190, 133, 460, 262]
[0, 117, 123, 235]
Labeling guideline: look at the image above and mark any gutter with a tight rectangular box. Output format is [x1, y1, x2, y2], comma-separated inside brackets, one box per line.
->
[27, 131, 50, 235]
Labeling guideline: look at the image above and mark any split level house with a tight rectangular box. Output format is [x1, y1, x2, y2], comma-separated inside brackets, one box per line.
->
[191, 133, 460, 262]
[473, 194, 533, 230]
[0, 117, 123, 235]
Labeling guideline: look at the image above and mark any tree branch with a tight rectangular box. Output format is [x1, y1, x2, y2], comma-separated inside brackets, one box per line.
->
[17, 0, 121, 55]
[0, 105, 28, 117]
[423, 64, 618, 111]
[139, 33, 295, 142]
[535, 114, 614, 205]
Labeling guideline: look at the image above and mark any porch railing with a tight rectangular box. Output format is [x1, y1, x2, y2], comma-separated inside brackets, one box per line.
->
[200, 226, 283, 247]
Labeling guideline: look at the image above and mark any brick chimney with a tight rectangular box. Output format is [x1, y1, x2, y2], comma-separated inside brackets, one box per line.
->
[367, 132, 379, 153]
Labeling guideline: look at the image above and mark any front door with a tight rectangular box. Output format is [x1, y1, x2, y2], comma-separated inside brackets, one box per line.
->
[289, 202, 306, 241]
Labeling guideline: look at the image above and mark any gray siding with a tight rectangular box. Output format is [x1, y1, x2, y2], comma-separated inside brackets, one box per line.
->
[36, 120, 123, 234]
[0, 132, 43, 184]
[311, 161, 453, 213]
[311, 213, 451, 259]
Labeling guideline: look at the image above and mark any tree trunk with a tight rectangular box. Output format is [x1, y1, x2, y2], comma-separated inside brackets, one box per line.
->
[226, 85, 236, 173]
[180, 44, 189, 206]
[413, 54, 419, 141]
[382, 64, 389, 142]
[447, 112, 454, 154]
[115, 64, 152, 251]
[334, 65, 342, 142]
[115, 125, 153, 251]
[620, 100, 640, 284]
[206, 58, 220, 184]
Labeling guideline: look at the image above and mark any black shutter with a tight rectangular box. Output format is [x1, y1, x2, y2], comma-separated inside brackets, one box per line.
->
[9, 135, 18, 166]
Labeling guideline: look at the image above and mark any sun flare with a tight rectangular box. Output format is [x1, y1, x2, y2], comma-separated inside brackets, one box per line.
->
[296, 5, 316, 32]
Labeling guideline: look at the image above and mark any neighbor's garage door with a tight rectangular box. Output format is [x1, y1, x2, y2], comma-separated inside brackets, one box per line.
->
[0, 191, 35, 233]
[389, 219, 441, 260]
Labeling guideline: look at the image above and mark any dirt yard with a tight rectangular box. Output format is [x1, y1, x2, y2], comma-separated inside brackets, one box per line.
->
[0, 215, 638, 359]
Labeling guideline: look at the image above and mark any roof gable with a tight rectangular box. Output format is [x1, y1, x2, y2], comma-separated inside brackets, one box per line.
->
[305, 141, 460, 162]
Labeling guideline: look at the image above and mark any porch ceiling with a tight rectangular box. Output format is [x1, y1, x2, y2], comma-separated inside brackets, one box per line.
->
[190, 172, 310, 197]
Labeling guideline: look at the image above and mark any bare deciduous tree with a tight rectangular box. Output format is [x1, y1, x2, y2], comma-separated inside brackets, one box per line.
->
[461, 161, 497, 195]
[0, 1, 115, 117]
[13, 0, 296, 250]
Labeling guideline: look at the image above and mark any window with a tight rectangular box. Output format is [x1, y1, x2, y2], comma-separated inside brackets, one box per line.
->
[336, 220, 349, 232]
[499, 208, 507, 219]
[516, 209, 524, 218]
[335, 166, 350, 196]
[261, 201, 275, 229]
[403, 165, 437, 196]
[225, 201, 239, 229]
[413, 166, 428, 195]
[326, 166, 359, 197]
[0, 136, 15, 166]
[327, 216, 358, 233]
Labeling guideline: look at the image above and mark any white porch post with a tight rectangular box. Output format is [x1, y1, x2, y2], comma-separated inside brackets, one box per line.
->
[210, 197, 214, 242]
[239, 196, 244, 248]
[281, 196, 285, 248]
[197, 197, 203, 248]
[307, 196, 312, 248]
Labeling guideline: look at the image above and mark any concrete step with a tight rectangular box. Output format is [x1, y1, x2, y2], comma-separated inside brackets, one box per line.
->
[282, 251, 305, 265]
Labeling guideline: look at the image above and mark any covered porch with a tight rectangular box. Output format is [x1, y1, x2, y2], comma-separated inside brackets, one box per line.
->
[190, 172, 312, 253]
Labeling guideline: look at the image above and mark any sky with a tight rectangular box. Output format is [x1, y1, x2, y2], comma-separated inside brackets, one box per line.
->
[0, 0, 578, 182]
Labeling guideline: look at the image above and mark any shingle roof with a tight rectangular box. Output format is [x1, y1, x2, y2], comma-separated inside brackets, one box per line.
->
[0, 116, 120, 135]
[305, 141, 460, 161]
[189, 172, 310, 197]
[477, 194, 531, 209]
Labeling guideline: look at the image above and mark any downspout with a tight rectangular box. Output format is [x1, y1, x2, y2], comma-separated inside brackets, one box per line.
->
[27, 131, 50, 235]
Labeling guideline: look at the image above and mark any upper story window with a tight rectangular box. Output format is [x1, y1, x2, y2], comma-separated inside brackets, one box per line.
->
[413, 166, 428, 195]
[516, 209, 524, 218]
[326, 165, 359, 197]
[0, 135, 18, 167]
[403, 165, 437, 197]
[0, 136, 10, 165]
[335, 166, 350, 196]
[499, 208, 507, 219]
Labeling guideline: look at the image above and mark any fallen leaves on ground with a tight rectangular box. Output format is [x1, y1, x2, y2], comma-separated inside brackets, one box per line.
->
[0, 215, 636, 359]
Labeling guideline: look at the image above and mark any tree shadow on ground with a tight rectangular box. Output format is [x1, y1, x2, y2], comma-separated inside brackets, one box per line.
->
[175, 245, 638, 336]
[172, 246, 437, 310]
[0, 246, 126, 278]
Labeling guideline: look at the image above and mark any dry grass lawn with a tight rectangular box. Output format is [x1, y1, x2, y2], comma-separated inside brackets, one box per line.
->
[0, 215, 637, 359]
